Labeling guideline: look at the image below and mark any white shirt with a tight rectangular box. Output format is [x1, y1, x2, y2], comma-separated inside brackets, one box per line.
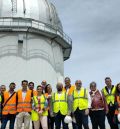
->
[22, 91, 27, 101]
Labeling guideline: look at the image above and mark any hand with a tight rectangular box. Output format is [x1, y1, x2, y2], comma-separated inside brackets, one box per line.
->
[38, 110, 43, 114]
[85, 109, 89, 115]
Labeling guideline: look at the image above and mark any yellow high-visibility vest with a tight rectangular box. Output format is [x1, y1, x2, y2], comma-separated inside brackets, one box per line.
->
[31, 95, 48, 121]
[52, 92, 68, 115]
[0, 95, 2, 102]
[73, 88, 88, 111]
[102, 86, 116, 104]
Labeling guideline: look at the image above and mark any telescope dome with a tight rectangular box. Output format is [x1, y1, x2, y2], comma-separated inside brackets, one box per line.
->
[0, 0, 62, 30]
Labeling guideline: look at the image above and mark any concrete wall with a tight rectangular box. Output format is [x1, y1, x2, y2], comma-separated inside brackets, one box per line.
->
[0, 32, 64, 89]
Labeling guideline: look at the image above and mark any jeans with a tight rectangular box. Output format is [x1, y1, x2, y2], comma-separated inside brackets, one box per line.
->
[89, 110, 105, 129]
[54, 111, 68, 129]
[74, 108, 89, 129]
[1, 114, 16, 129]
[0, 113, 2, 122]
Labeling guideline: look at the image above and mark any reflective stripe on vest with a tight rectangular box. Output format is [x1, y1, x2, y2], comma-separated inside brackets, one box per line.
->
[53, 92, 68, 115]
[73, 88, 88, 111]
[102, 86, 116, 104]
[17, 90, 32, 112]
[2, 91, 17, 115]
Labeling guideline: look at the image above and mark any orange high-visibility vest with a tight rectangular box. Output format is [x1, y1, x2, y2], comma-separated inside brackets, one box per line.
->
[115, 95, 120, 114]
[17, 89, 32, 112]
[33, 90, 37, 96]
[63, 85, 75, 96]
[2, 91, 17, 115]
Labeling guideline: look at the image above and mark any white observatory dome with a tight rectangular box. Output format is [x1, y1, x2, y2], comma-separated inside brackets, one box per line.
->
[0, 0, 63, 30]
[0, 0, 72, 88]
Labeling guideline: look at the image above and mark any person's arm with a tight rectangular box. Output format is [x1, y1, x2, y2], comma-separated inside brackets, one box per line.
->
[50, 93, 54, 117]
[67, 94, 73, 115]
[85, 90, 91, 115]
[88, 91, 91, 109]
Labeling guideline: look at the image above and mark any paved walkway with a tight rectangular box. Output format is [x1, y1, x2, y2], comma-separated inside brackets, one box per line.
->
[0, 121, 110, 129]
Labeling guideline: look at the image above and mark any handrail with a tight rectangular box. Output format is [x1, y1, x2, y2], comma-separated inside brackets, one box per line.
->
[0, 17, 72, 46]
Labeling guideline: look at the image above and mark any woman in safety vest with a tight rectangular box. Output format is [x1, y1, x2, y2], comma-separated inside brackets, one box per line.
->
[31, 85, 48, 129]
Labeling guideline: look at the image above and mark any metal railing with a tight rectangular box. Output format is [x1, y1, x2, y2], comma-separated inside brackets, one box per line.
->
[0, 17, 72, 46]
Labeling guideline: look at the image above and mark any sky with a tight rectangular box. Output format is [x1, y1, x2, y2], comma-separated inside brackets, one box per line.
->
[51, 0, 120, 89]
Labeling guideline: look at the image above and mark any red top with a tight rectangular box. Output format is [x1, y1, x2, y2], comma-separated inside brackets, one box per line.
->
[90, 90, 108, 111]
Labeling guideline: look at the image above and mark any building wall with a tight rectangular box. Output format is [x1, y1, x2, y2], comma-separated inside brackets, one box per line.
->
[0, 32, 64, 89]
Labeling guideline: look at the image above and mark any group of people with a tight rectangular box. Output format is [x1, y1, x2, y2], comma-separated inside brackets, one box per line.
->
[0, 77, 120, 129]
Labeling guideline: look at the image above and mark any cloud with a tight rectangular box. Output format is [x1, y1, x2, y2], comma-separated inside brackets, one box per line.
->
[51, 0, 120, 87]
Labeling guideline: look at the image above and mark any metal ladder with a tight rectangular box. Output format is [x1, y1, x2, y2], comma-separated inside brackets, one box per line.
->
[11, 0, 17, 14]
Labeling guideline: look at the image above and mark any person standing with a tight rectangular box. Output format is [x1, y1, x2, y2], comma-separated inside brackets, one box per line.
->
[64, 77, 78, 129]
[102, 77, 118, 129]
[0, 84, 6, 122]
[1, 82, 17, 129]
[28, 82, 37, 129]
[31, 85, 48, 129]
[45, 84, 55, 129]
[51, 82, 69, 129]
[89, 82, 108, 129]
[16, 80, 32, 129]
[71, 80, 91, 129]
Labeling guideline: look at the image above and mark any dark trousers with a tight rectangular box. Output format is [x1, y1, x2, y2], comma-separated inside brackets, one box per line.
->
[54, 112, 68, 129]
[32, 121, 34, 129]
[0, 113, 2, 123]
[48, 114, 55, 129]
[1, 114, 16, 129]
[107, 106, 118, 129]
[72, 121, 78, 129]
[74, 108, 89, 129]
[89, 110, 105, 129]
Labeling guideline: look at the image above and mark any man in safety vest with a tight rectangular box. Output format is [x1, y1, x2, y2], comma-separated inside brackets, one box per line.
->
[71, 80, 91, 129]
[102, 77, 118, 129]
[16, 80, 32, 129]
[51, 82, 70, 129]
[64, 77, 78, 129]
[1, 82, 17, 129]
